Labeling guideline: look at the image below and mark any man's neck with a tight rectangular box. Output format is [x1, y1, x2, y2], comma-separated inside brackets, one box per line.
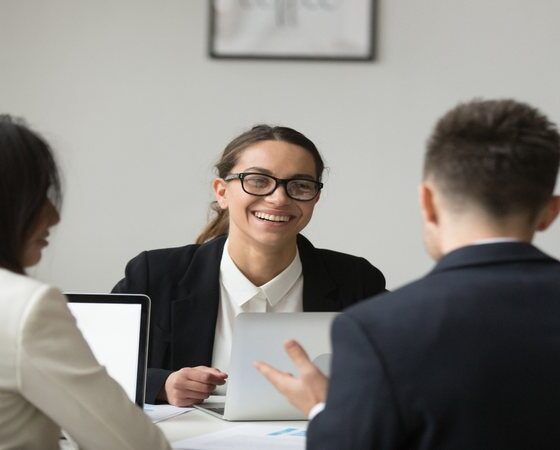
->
[438, 219, 535, 256]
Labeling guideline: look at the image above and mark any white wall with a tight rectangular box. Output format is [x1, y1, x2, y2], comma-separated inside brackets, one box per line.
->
[1, 0, 558, 291]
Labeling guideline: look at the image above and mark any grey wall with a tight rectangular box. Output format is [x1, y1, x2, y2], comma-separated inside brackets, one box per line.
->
[1, 0, 559, 291]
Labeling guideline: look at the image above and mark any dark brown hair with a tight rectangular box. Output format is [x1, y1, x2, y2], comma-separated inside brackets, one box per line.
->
[424, 99, 560, 220]
[0, 115, 62, 273]
[196, 125, 324, 244]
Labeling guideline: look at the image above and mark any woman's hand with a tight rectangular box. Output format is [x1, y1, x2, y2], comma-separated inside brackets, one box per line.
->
[161, 366, 228, 406]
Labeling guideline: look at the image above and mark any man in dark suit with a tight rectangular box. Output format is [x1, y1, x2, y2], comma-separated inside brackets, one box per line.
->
[256, 99, 560, 449]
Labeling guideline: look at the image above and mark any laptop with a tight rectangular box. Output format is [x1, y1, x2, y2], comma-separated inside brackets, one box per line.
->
[65, 293, 150, 407]
[194, 312, 337, 421]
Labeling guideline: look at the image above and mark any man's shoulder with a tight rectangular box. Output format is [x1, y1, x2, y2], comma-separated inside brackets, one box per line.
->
[343, 275, 435, 322]
[343, 250, 560, 328]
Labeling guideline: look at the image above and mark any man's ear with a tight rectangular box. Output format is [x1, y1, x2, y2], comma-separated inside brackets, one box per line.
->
[212, 178, 228, 210]
[536, 195, 560, 231]
[419, 182, 439, 226]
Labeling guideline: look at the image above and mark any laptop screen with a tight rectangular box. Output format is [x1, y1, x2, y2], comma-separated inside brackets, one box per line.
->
[65, 293, 150, 407]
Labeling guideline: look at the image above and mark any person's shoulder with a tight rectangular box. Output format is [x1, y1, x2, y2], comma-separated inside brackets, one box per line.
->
[0, 269, 63, 326]
[130, 235, 225, 280]
[143, 243, 200, 264]
[342, 274, 436, 327]
[142, 235, 226, 265]
[298, 235, 384, 279]
[298, 234, 373, 264]
[127, 245, 200, 286]
[0, 268, 50, 299]
[314, 246, 367, 263]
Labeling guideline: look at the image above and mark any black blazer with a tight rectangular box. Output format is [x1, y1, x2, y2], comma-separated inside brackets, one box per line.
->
[113, 234, 386, 403]
[307, 242, 560, 450]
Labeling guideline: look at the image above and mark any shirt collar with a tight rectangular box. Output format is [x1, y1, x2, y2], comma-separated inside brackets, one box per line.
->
[219, 240, 302, 308]
[260, 248, 302, 308]
[220, 242, 260, 307]
[471, 237, 521, 245]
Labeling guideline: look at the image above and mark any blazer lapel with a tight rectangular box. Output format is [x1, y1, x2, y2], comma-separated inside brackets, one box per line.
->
[171, 236, 226, 369]
[298, 235, 340, 312]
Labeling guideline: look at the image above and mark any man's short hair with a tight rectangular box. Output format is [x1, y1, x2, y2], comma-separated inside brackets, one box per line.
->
[424, 99, 560, 220]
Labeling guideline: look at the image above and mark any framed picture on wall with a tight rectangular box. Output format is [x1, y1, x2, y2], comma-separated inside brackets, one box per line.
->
[209, 0, 376, 61]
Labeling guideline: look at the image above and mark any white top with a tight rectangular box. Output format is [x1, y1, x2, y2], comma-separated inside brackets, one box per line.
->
[212, 241, 303, 394]
[0, 268, 170, 450]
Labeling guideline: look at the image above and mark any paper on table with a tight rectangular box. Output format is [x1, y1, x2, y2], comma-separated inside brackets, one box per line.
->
[172, 424, 306, 450]
[144, 404, 194, 423]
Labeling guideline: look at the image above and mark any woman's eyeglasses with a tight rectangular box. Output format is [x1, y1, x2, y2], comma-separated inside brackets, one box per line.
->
[224, 172, 323, 201]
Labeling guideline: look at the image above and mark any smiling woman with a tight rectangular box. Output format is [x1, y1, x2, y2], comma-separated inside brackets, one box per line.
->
[112, 124, 387, 407]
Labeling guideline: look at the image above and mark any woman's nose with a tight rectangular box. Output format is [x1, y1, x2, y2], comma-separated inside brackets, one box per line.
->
[265, 183, 291, 205]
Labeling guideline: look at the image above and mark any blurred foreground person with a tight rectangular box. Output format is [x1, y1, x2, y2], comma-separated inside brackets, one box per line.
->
[0, 115, 170, 450]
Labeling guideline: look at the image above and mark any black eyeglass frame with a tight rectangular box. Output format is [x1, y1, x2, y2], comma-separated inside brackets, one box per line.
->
[224, 172, 323, 201]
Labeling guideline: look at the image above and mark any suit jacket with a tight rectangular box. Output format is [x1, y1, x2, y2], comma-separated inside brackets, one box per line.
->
[0, 269, 169, 450]
[113, 234, 386, 403]
[307, 242, 560, 450]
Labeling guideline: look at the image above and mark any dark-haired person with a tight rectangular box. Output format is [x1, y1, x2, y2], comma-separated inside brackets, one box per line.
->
[113, 125, 386, 406]
[257, 99, 560, 449]
[0, 116, 170, 450]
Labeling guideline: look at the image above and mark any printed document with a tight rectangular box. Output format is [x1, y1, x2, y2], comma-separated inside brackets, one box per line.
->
[173, 424, 306, 450]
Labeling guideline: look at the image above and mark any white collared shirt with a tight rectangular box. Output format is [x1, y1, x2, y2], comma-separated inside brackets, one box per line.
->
[212, 240, 303, 394]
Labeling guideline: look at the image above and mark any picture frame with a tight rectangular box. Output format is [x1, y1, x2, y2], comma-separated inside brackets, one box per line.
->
[209, 0, 376, 61]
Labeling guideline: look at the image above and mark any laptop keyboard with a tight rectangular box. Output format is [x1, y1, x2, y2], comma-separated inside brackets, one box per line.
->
[205, 406, 225, 415]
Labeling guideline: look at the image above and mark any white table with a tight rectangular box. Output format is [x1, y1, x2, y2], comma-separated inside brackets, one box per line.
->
[157, 396, 308, 444]
[60, 397, 307, 449]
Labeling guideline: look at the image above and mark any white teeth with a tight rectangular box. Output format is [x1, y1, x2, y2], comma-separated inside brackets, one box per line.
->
[254, 212, 290, 222]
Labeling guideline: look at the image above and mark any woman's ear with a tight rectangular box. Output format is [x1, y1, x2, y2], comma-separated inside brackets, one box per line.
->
[312, 191, 321, 205]
[212, 178, 228, 210]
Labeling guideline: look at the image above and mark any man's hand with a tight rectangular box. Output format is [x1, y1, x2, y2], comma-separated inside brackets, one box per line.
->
[161, 366, 228, 407]
[255, 339, 328, 416]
